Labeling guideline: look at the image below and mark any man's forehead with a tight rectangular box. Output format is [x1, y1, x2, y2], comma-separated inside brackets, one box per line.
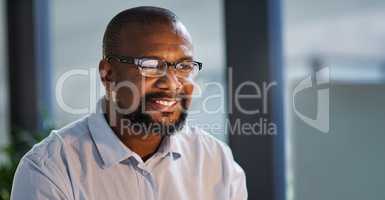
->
[138, 42, 192, 51]
[120, 43, 193, 61]
[117, 25, 194, 59]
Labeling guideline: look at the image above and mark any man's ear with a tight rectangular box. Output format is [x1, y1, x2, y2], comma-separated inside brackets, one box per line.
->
[99, 59, 113, 87]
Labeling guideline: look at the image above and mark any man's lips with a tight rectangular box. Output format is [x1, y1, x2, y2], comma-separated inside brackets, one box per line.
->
[154, 99, 177, 106]
[147, 98, 180, 111]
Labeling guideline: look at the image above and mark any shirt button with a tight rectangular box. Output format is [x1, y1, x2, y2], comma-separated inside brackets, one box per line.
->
[142, 170, 150, 176]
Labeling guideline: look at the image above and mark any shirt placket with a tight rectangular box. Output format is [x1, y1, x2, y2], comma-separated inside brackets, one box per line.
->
[131, 157, 158, 200]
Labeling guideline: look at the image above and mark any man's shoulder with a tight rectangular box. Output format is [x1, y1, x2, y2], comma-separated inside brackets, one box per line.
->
[22, 115, 91, 168]
[11, 117, 92, 200]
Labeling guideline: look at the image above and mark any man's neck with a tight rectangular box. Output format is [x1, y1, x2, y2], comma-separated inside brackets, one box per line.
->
[114, 130, 163, 162]
[103, 106, 163, 162]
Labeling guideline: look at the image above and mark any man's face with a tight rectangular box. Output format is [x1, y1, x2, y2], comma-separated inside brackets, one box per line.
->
[100, 22, 195, 134]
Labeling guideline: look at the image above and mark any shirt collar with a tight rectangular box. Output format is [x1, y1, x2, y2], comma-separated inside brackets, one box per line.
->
[87, 99, 182, 168]
[157, 132, 182, 160]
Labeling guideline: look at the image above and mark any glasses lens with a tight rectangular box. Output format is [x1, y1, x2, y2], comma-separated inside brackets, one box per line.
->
[140, 59, 165, 77]
[175, 61, 199, 77]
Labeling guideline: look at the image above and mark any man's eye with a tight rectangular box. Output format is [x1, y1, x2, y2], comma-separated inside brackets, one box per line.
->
[141, 59, 159, 68]
[177, 62, 197, 72]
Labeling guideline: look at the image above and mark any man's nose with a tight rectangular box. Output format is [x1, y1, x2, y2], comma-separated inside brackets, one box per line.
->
[156, 70, 183, 91]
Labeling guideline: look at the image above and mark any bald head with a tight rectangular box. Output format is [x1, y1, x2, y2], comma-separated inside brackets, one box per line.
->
[102, 6, 192, 57]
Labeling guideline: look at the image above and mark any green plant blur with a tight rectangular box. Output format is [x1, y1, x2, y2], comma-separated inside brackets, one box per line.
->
[0, 128, 49, 200]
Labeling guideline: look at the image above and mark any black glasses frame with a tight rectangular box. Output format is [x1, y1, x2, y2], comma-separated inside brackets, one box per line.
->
[105, 55, 203, 72]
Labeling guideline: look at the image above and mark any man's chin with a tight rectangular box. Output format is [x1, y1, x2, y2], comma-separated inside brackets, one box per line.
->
[149, 117, 185, 131]
[121, 102, 188, 136]
[155, 114, 187, 134]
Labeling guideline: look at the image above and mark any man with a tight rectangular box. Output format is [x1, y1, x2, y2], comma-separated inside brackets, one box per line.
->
[11, 6, 247, 200]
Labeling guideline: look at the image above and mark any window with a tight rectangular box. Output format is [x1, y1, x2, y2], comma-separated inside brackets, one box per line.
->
[0, 0, 9, 162]
[284, 0, 385, 199]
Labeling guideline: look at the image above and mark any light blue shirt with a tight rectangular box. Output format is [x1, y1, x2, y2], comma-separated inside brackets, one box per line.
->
[11, 104, 247, 200]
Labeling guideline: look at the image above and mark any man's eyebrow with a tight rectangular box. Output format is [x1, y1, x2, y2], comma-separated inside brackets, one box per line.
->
[177, 56, 193, 61]
[139, 55, 194, 62]
[138, 55, 163, 59]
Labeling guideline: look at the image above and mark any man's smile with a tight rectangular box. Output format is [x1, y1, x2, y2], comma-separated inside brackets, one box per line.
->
[148, 98, 180, 112]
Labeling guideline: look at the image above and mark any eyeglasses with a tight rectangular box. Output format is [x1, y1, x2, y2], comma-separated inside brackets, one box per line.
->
[105, 55, 203, 78]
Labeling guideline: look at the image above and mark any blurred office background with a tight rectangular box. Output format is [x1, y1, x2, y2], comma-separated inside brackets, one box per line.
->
[284, 0, 385, 200]
[1, 0, 385, 200]
[0, 0, 8, 164]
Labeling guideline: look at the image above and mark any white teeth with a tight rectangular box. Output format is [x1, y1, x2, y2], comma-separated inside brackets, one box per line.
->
[155, 100, 176, 106]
